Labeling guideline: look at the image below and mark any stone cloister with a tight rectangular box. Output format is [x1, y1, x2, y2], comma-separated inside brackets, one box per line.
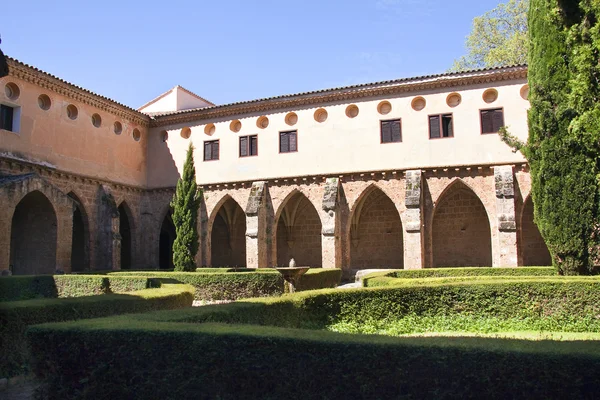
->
[0, 158, 551, 275]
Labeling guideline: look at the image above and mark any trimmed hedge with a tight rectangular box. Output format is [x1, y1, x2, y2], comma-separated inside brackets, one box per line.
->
[107, 268, 342, 300]
[362, 267, 556, 286]
[27, 278, 600, 399]
[0, 275, 150, 302]
[1, 284, 194, 378]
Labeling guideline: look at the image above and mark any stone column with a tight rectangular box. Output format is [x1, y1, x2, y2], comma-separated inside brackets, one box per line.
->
[404, 170, 424, 269]
[0, 205, 12, 271]
[97, 185, 120, 270]
[321, 178, 340, 269]
[55, 199, 74, 273]
[245, 181, 269, 268]
[493, 166, 518, 267]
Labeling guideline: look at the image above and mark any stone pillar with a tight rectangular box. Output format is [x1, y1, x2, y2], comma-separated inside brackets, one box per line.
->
[404, 170, 424, 269]
[97, 185, 120, 270]
[493, 166, 518, 267]
[55, 199, 74, 273]
[245, 181, 268, 268]
[321, 178, 340, 269]
[0, 205, 12, 271]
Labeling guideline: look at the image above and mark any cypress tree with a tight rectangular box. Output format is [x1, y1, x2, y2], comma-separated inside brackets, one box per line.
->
[170, 143, 201, 271]
[527, 0, 600, 274]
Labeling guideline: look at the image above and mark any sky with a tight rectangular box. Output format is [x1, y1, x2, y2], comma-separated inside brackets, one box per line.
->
[1, 0, 503, 109]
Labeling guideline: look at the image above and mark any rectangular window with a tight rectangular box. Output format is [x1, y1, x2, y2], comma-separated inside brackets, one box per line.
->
[380, 119, 402, 143]
[279, 130, 298, 153]
[429, 114, 453, 139]
[1, 105, 14, 132]
[480, 108, 504, 134]
[203, 140, 219, 161]
[239, 135, 258, 157]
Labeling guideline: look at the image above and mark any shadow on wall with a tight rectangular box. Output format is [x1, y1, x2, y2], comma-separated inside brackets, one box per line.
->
[147, 128, 182, 188]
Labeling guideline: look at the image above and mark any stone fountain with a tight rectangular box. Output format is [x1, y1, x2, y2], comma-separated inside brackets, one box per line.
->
[274, 258, 309, 293]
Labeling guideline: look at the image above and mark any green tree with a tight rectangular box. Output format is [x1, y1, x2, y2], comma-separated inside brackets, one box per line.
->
[170, 143, 201, 271]
[451, 0, 529, 71]
[526, 0, 600, 275]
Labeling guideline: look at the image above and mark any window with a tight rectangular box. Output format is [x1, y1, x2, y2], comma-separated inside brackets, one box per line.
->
[279, 130, 297, 153]
[240, 135, 258, 157]
[381, 119, 401, 143]
[480, 108, 504, 134]
[429, 114, 453, 139]
[204, 140, 219, 161]
[1, 105, 14, 131]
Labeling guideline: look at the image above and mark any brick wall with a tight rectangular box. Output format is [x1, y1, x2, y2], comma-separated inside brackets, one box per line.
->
[520, 198, 551, 266]
[275, 194, 322, 267]
[10, 191, 58, 274]
[432, 186, 492, 267]
[350, 189, 403, 269]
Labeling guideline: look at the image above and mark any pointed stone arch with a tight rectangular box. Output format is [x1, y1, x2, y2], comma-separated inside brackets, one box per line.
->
[208, 195, 246, 267]
[431, 179, 492, 267]
[348, 184, 403, 269]
[274, 190, 322, 267]
[518, 196, 551, 266]
[10, 190, 58, 275]
[118, 201, 134, 270]
[67, 192, 90, 272]
[159, 207, 176, 269]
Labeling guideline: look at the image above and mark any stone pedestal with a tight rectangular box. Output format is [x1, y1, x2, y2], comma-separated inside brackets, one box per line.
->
[321, 178, 340, 269]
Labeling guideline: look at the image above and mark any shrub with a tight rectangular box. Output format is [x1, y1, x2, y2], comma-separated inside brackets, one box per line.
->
[292, 268, 342, 292]
[27, 278, 600, 399]
[0, 275, 151, 302]
[0, 284, 194, 377]
[361, 267, 556, 286]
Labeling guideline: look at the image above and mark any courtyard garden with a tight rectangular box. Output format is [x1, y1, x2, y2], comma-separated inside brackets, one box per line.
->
[3, 266, 600, 399]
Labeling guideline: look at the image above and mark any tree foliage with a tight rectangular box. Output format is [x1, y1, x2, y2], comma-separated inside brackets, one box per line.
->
[452, 0, 529, 71]
[527, 0, 600, 275]
[170, 143, 201, 271]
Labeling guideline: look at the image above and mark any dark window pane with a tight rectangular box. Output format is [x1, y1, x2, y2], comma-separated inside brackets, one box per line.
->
[492, 109, 504, 132]
[1, 105, 13, 131]
[240, 136, 248, 157]
[481, 110, 494, 134]
[381, 121, 392, 143]
[289, 131, 297, 152]
[429, 115, 440, 139]
[442, 114, 453, 137]
[391, 120, 401, 142]
[212, 141, 219, 160]
[250, 135, 258, 156]
[204, 142, 212, 161]
[280, 132, 289, 153]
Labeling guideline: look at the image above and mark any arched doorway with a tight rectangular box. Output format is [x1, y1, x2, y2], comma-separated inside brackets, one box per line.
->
[210, 197, 246, 267]
[350, 187, 403, 269]
[520, 197, 552, 266]
[275, 192, 322, 267]
[10, 191, 57, 275]
[432, 181, 492, 267]
[118, 203, 132, 270]
[159, 210, 176, 269]
[68, 192, 89, 272]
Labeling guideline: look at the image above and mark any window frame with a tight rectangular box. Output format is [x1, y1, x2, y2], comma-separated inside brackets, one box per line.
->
[428, 113, 454, 140]
[479, 107, 505, 135]
[279, 130, 298, 154]
[380, 118, 402, 144]
[239, 134, 258, 158]
[203, 139, 220, 162]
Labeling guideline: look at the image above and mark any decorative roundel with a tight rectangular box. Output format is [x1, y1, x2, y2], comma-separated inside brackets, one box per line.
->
[377, 101, 392, 115]
[483, 88, 498, 103]
[345, 104, 359, 118]
[257, 116, 269, 129]
[204, 123, 216, 135]
[181, 127, 192, 139]
[230, 120, 242, 132]
[314, 108, 328, 123]
[285, 112, 298, 126]
[411, 96, 426, 111]
[446, 93, 462, 108]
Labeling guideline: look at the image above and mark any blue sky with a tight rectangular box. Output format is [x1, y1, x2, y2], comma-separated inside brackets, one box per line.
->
[2, 0, 502, 109]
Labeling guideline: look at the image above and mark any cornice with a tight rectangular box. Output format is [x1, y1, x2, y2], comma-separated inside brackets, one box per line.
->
[7, 58, 151, 128]
[198, 161, 530, 190]
[0, 156, 176, 194]
[151, 66, 528, 128]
